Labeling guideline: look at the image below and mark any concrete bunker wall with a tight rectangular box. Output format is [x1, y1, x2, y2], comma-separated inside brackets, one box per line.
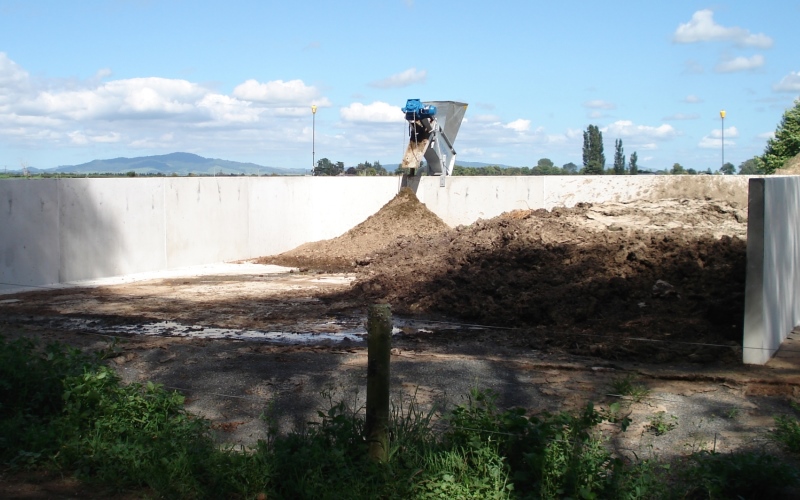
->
[743, 177, 800, 364]
[0, 176, 402, 290]
[6, 173, 795, 365]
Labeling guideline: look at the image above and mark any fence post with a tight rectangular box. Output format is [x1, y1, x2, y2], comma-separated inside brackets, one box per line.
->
[366, 303, 392, 463]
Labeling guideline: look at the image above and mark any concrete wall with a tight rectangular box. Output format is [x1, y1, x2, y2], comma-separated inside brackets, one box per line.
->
[0, 175, 751, 290]
[410, 175, 749, 226]
[4, 174, 796, 365]
[1, 176, 400, 291]
[743, 177, 800, 364]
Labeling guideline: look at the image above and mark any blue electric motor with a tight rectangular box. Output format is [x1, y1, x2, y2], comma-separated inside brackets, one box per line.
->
[402, 99, 437, 121]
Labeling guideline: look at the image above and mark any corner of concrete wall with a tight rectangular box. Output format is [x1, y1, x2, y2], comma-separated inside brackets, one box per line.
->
[743, 178, 767, 364]
[743, 177, 800, 364]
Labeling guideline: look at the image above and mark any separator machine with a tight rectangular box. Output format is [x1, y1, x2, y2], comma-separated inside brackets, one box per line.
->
[400, 99, 467, 185]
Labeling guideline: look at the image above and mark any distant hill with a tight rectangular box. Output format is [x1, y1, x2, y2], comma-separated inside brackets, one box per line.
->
[48, 152, 307, 176]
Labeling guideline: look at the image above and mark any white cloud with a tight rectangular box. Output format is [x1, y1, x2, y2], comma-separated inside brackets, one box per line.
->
[232, 79, 321, 106]
[0, 52, 29, 90]
[698, 126, 738, 148]
[757, 131, 775, 140]
[583, 100, 615, 110]
[340, 101, 405, 123]
[673, 9, 773, 48]
[684, 94, 702, 103]
[68, 130, 121, 145]
[773, 71, 800, 92]
[714, 55, 764, 73]
[0, 53, 344, 162]
[504, 119, 530, 132]
[368, 68, 427, 89]
[602, 120, 677, 140]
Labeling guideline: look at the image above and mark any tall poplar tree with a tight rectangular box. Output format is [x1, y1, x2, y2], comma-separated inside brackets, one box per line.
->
[613, 139, 626, 175]
[582, 125, 605, 175]
[629, 151, 639, 175]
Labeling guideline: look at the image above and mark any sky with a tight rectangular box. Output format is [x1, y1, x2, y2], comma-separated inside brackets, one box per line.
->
[0, 1, 798, 173]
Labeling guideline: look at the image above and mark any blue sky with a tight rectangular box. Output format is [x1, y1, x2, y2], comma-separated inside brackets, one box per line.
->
[0, 0, 798, 172]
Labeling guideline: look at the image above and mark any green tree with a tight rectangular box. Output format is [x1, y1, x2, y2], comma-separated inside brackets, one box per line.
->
[720, 162, 736, 175]
[671, 163, 685, 175]
[738, 158, 762, 175]
[613, 139, 626, 175]
[313, 158, 343, 176]
[562, 162, 579, 174]
[629, 152, 638, 175]
[582, 125, 605, 174]
[760, 98, 800, 174]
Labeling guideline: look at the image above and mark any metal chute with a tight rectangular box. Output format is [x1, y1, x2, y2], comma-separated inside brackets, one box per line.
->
[400, 99, 467, 182]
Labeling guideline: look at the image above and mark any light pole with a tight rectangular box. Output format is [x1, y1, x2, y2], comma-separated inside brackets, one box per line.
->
[311, 105, 317, 175]
[720, 110, 726, 172]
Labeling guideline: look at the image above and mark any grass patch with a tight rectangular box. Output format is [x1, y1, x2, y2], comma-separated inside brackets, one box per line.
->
[3, 335, 800, 499]
[646, 412, 678, 436]
[610, 374, 651, 403]
[774, 401, 800, 453]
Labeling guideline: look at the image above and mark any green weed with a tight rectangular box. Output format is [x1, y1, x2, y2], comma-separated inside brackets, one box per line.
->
[647, 412, 678, 436]
[774, 402, 800, 453]
[6, 335, 799, 499]
[679, 450, 799, 499]
[610, 374, 651, 403]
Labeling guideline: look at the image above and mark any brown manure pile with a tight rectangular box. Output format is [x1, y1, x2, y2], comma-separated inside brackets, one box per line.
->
[260, 191, 748, 363]
[259, 187, 449, 272]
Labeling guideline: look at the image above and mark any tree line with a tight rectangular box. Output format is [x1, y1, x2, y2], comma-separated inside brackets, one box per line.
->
[312, 98, 799, 176]
[314, 159, 393, 176]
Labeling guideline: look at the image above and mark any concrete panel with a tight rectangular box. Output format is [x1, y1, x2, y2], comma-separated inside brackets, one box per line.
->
[413, 175, 749, 227]
[0, 179, 60, 291]
[248, 176, 401, 258]
[164, 177, 250, 267]
[59, 178, 166, 282]
[248, 176, 315, 258]
[743, 177, 800, 364]
[414, 176, 547, 226]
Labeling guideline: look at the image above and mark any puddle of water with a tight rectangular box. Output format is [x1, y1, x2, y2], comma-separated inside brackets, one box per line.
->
[43, 316, 484, 346]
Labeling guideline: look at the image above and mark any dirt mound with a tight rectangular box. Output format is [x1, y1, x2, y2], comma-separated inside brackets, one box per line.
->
[259, 194, 748, 363]
[775, 152, 800, 175]
[348, 199, 747, 362]
[259, 188, 449, 271]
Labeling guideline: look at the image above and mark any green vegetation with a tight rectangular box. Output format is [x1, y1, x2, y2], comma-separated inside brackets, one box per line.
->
[610, 374, 651, 403]
[613, 139, 626, 175]
[679, 450, 798, 499]
[773, 401, 800, 453]
[759, 98, 800, 174]
[4, 336, 800, 499]
[646, 412, 678, 436]
[582, 124, 606, 175]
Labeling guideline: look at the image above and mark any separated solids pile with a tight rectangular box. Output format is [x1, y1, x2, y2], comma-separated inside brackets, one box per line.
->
[264, 189, 748, 362]
[261, 188, 449, 272]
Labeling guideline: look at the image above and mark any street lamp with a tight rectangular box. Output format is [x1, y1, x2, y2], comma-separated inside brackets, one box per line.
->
[720, 110, 726, 172]
[311, 105, 317, 175]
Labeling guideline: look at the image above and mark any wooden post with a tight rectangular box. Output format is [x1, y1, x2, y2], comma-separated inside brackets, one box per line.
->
[366, 303, 391, 463]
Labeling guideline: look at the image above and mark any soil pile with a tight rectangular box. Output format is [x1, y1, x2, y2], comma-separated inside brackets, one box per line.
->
[260, 188, 449, 271]
[776, 152, 800, 175]
[264, 193, 748, 363]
